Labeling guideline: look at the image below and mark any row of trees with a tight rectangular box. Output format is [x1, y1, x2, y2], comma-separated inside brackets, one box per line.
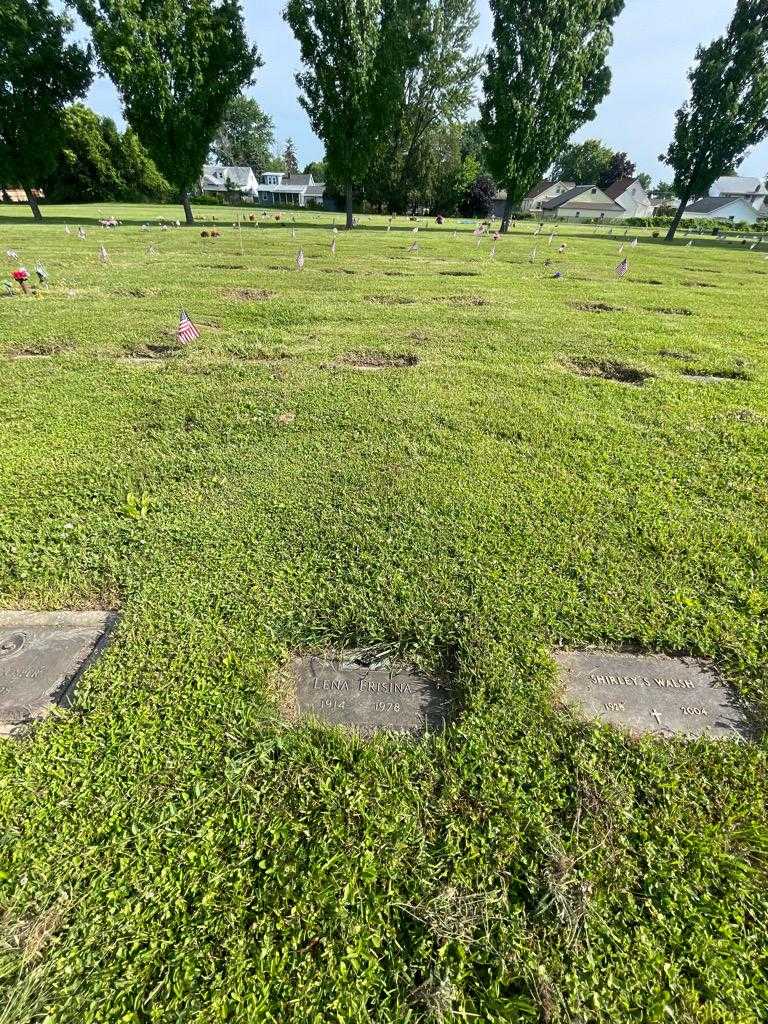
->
[2, 0, 767, 236]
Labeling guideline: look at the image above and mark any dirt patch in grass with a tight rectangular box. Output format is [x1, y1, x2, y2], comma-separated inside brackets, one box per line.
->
[7, 339, 72, 358]
[112, 288, 147, 298]
[682, 367, 750, 382]
[652, 306, 694, 317]
[637, 278, 663, 286]
[570, 301, 622, 313]
[684, 267, 721, 274]
[566, 357, 653, 386]
[449, 295, 489, 307]
[684, 280, 718, 289]
[440, 270, 479, 277]
[332, 351, 419, 370]
[383, 270, 412, 277]
[225, 288, 276, 301]
[322, 267, 357, 275]
[125, 342, 186, 360]
[366, 294, 417, 305]
[213, 263, 245, 270]
[659, 349, 696, 360]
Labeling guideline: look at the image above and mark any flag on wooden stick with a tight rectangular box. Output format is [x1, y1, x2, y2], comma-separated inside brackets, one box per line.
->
[99, 245, 110, 264]
[296, 249, 305, 271]
[177, 309, 200, 343]
[330, 237, 336, 256]
[615, 257, 629, 278]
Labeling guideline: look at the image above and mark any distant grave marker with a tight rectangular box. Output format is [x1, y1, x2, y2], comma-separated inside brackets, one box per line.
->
[0, 611, 116, 735]
[555, 649, 752, 740]
[291, 650, 451, 737]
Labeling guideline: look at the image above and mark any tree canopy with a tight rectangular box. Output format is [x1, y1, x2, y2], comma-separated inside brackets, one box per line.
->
[76, 0, 260, 223]
[284, 0, 425, 227]
[43, 104, 170, 202]
[551, 138, 613, 184]
[661, 0, 768, 240]
[597, 150, 636, 188]
[363, 0, 482, 213]
[211, 95, 275, 172]
[0, 0, 93, 221]
[481, 0, 624, 231]
[283, 138, 299, 176]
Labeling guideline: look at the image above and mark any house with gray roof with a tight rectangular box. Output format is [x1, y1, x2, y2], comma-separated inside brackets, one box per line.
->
[200, 165, 259, 196]
[256, 172, 326, 207]
[709, 175, 767, 212]
[681, 196, 758, 224]
[540, 184, 624, 219]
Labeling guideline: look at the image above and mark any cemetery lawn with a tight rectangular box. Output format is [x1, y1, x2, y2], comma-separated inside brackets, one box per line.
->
[1, 202, 767, 1024]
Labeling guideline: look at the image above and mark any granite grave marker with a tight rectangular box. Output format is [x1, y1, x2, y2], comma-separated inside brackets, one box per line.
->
[292, 650, 451, 737]
[0, 611, 117, 735]
[554, 649, 752, 740]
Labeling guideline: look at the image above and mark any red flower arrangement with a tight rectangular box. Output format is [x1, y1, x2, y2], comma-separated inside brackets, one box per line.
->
[12, 268, 30, 294]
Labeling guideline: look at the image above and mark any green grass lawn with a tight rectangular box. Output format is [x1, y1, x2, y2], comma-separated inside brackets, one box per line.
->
[0, 202, 766, 1023]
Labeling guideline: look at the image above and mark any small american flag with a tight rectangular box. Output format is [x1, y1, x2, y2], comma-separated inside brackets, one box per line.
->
[177, 309, 200, 343]
[330, 237, 336, 256]
[548, 233, 554, 245]
[686, 240, 693, 247]
[630, 238, 638, 248]
[292, 227, 296, 239]
[615, 257, 629, 278]
[412, 226, 419, 234]
[78, 227, 86, 240]
[6, 250, 18, 260]
[296, 249, 305, 271]
[490, 245, 496, 258]
[35, 263, 48, 283]
[99, 245, 109, 264]
[529, 248, 537, 262]
[64, 225, 71, 235]
[148, 244, 157, 256]
[408, 240, 418, 253]
[618, 244, 624, 254]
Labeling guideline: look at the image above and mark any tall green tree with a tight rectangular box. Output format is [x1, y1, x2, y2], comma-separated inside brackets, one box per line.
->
[551, 138, 613, 184]
[284, 0, 423, 228]
[211, 94, 276, 171]
[661, 0, 768, 240]
[43, 104, 170, 202]
[76, 0, 260, 224]
[480, 0, 624, 232]
[365, 0, 482, 213]
[0, 0, 92, 221]
[283, 138, 299, 176]
[637, 171, 652, 192]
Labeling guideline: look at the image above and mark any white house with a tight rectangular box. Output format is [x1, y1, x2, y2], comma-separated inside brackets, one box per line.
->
[709, 175, 767, 212]
[681, 196, 758, 225]
[520, 179, 576, 212]
[200, 165, 258, 196]
[603, 177, 654, 218]
[540, 184, 624, 220]
[256, 172, 325, 207]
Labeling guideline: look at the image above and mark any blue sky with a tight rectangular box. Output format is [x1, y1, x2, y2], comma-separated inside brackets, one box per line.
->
[84, 0, 768, 185]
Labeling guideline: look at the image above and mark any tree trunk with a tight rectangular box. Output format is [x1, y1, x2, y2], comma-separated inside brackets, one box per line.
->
[665, 191, 691, 241]
[500, 197, 513, 233]
[26, 187, 42, 223]
[181, 193, 194, 226]
[345, 182, 354, 229]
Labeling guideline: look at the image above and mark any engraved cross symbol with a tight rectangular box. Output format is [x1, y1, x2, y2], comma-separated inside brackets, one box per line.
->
[651, 708, 661, 725]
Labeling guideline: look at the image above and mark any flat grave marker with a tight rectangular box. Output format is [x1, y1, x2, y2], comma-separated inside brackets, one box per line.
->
[0, 611, 116, 735]
[291, 650, 451, 737]
[554, 649, 752, 741]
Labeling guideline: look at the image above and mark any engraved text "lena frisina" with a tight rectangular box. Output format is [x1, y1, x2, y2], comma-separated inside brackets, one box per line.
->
[590, 675, 695, 690]
[312, 677, 414, 696]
